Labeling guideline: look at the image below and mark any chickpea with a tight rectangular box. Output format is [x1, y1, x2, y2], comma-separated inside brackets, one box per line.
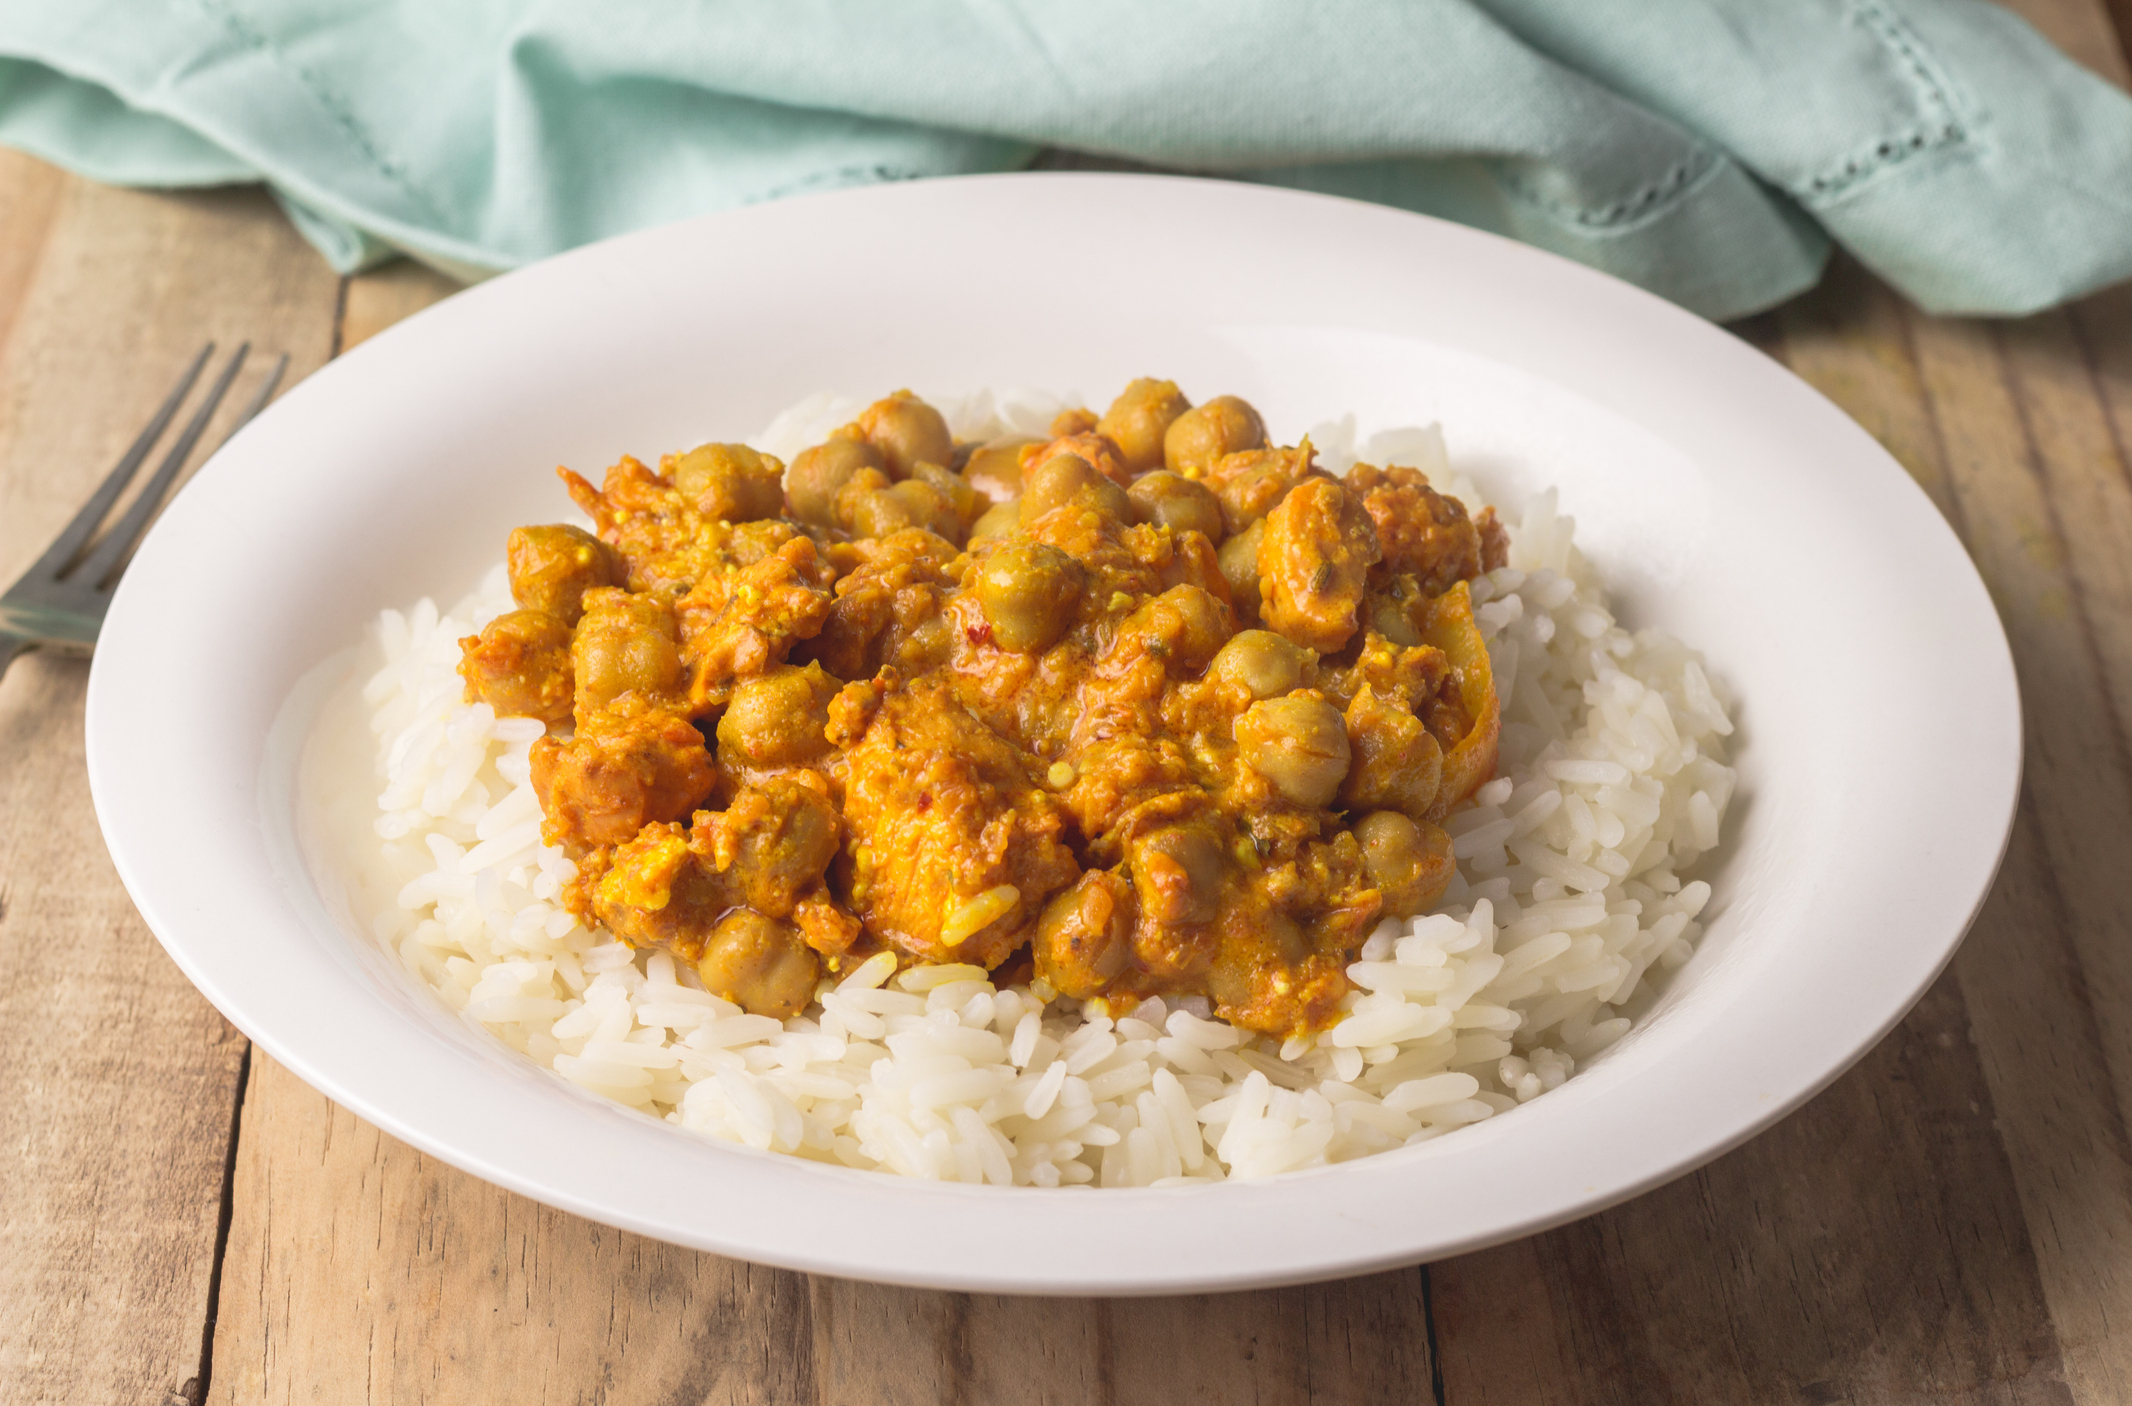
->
[696, 909, 820, 1018]
[507, 524, 625, 625]
[1209, 629, 1311, 700]
[898, 611, 957, 673]
[1019, 452, 1132, 524]
[910, 460, 989, 531]
[1033, 870, 1137, 998]
[1267, 908, 1312, 963]
[1163, 395, 1266, 477]
[963, 436, 1038, 502]
[1098, 378, 1191, 475]
[1129, 824, 1227, 926]
[571, 588, 682, 713]
[786, 435, 885, 526]
[1217, 517, 1266, 621]
[1025, 433, 1131, 488]
[967, 498, 1021, 544]
[843, 476, 961, 541]
[974, 540, 1085, 653]
[904, 479, 967, 541]
[856, 390, 954, 479]
[669, 441, 784, 522]
[1128, 471, 1225, 542]
[458, 608, 575, 724]
[717, 662, 838, 768]
[1354, 811, 1456, 917]
[724, 518, 802, 568]
[1121, 584, 1231, 673]
[1234, 694, 1350, 807]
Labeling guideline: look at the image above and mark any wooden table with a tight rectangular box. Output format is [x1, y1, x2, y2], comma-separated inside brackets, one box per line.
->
[6, 5, 2132, 1399]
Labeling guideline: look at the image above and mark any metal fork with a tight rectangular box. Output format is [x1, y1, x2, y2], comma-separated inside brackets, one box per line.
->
[0, 343, 288, 679]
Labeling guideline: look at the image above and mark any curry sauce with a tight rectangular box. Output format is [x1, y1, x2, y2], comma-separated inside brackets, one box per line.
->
[457, 381, 1504, 1036]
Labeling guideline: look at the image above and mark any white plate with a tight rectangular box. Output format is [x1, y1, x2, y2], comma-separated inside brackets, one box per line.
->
[85, 174, 2019, 1295]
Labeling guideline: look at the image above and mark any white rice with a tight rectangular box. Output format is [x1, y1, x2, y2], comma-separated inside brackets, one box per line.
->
[350, 402, 1736, 1187]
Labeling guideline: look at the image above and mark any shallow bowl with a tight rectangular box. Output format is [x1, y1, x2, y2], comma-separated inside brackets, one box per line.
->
[85, 173, 2020, 1294]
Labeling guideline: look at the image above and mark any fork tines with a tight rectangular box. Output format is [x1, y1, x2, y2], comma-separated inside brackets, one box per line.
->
[0, 342, 288, 661]
[36, 343, 287, 591]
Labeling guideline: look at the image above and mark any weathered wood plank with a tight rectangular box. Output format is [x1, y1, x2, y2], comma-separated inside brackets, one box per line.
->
[1761, 232, 2132, 1406]
[0, 167, 338, 1406]
[210, 1058, 819, 1406]
[0, 150, 63, 356]
[1904, 301, 2132, 1406]
[2097, 0, 2132, 78]
[2061, 283, 2132, 785]
[216, 1056, 1435, 1405]
[1106, 1292, 1314, 1406]
[1992, 46, 2132, 1395]
[1957, 794, 2132, 1406]
[1434, 973, 2068, 1405]
[958, 1296, 1109, 1405]
[337, 258, 463, 355]
[2001, 0, 2132, 82]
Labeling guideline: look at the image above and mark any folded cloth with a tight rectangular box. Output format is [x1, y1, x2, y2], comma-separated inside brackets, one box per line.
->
[0, 1, 2127, 320]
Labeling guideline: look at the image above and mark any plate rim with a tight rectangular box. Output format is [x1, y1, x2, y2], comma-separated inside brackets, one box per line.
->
[84, 170, 2022, 1294]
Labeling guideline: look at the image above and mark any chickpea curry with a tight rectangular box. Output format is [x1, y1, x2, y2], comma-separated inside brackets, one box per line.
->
[458, 382, 1506, 1037]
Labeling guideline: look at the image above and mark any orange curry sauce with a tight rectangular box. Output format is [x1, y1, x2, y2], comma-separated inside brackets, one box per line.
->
[457, 383, 1503, 1037]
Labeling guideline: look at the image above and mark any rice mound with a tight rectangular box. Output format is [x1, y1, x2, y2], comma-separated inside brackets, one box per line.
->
[354, 399, 1737, 1187]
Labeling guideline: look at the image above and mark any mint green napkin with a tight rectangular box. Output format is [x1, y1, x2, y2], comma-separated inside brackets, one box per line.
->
[1, 1, 2126, 320]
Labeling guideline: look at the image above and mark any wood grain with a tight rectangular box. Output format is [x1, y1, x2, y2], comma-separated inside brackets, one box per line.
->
[0, 159, 338, 1406]
[212, 1055, 1438, 1405]
[7, 0, 2132, 1394]
[208, 1056, 819, 1406]
[1780, 267, 2132, 1405]
[2007, 0, 2132, 82]
[1434, 970, 2069, 1405]
[337, 259, 464, 355]
[1917, 304, 2132, 1406]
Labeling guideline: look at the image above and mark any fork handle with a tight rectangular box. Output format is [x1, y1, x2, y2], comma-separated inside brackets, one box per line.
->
[0, 631, 31, 681]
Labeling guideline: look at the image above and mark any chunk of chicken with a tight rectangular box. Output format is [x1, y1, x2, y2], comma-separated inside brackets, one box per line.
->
[529, 703, 718, 848]
[799, 529, 958, 681]
[1256, 479, 1381, 653]
[675, 535, 835, 711]
[829, 681, 1079, 968]
[1346, 463, 1485, 595]
[1204, 444, 1321, 536]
